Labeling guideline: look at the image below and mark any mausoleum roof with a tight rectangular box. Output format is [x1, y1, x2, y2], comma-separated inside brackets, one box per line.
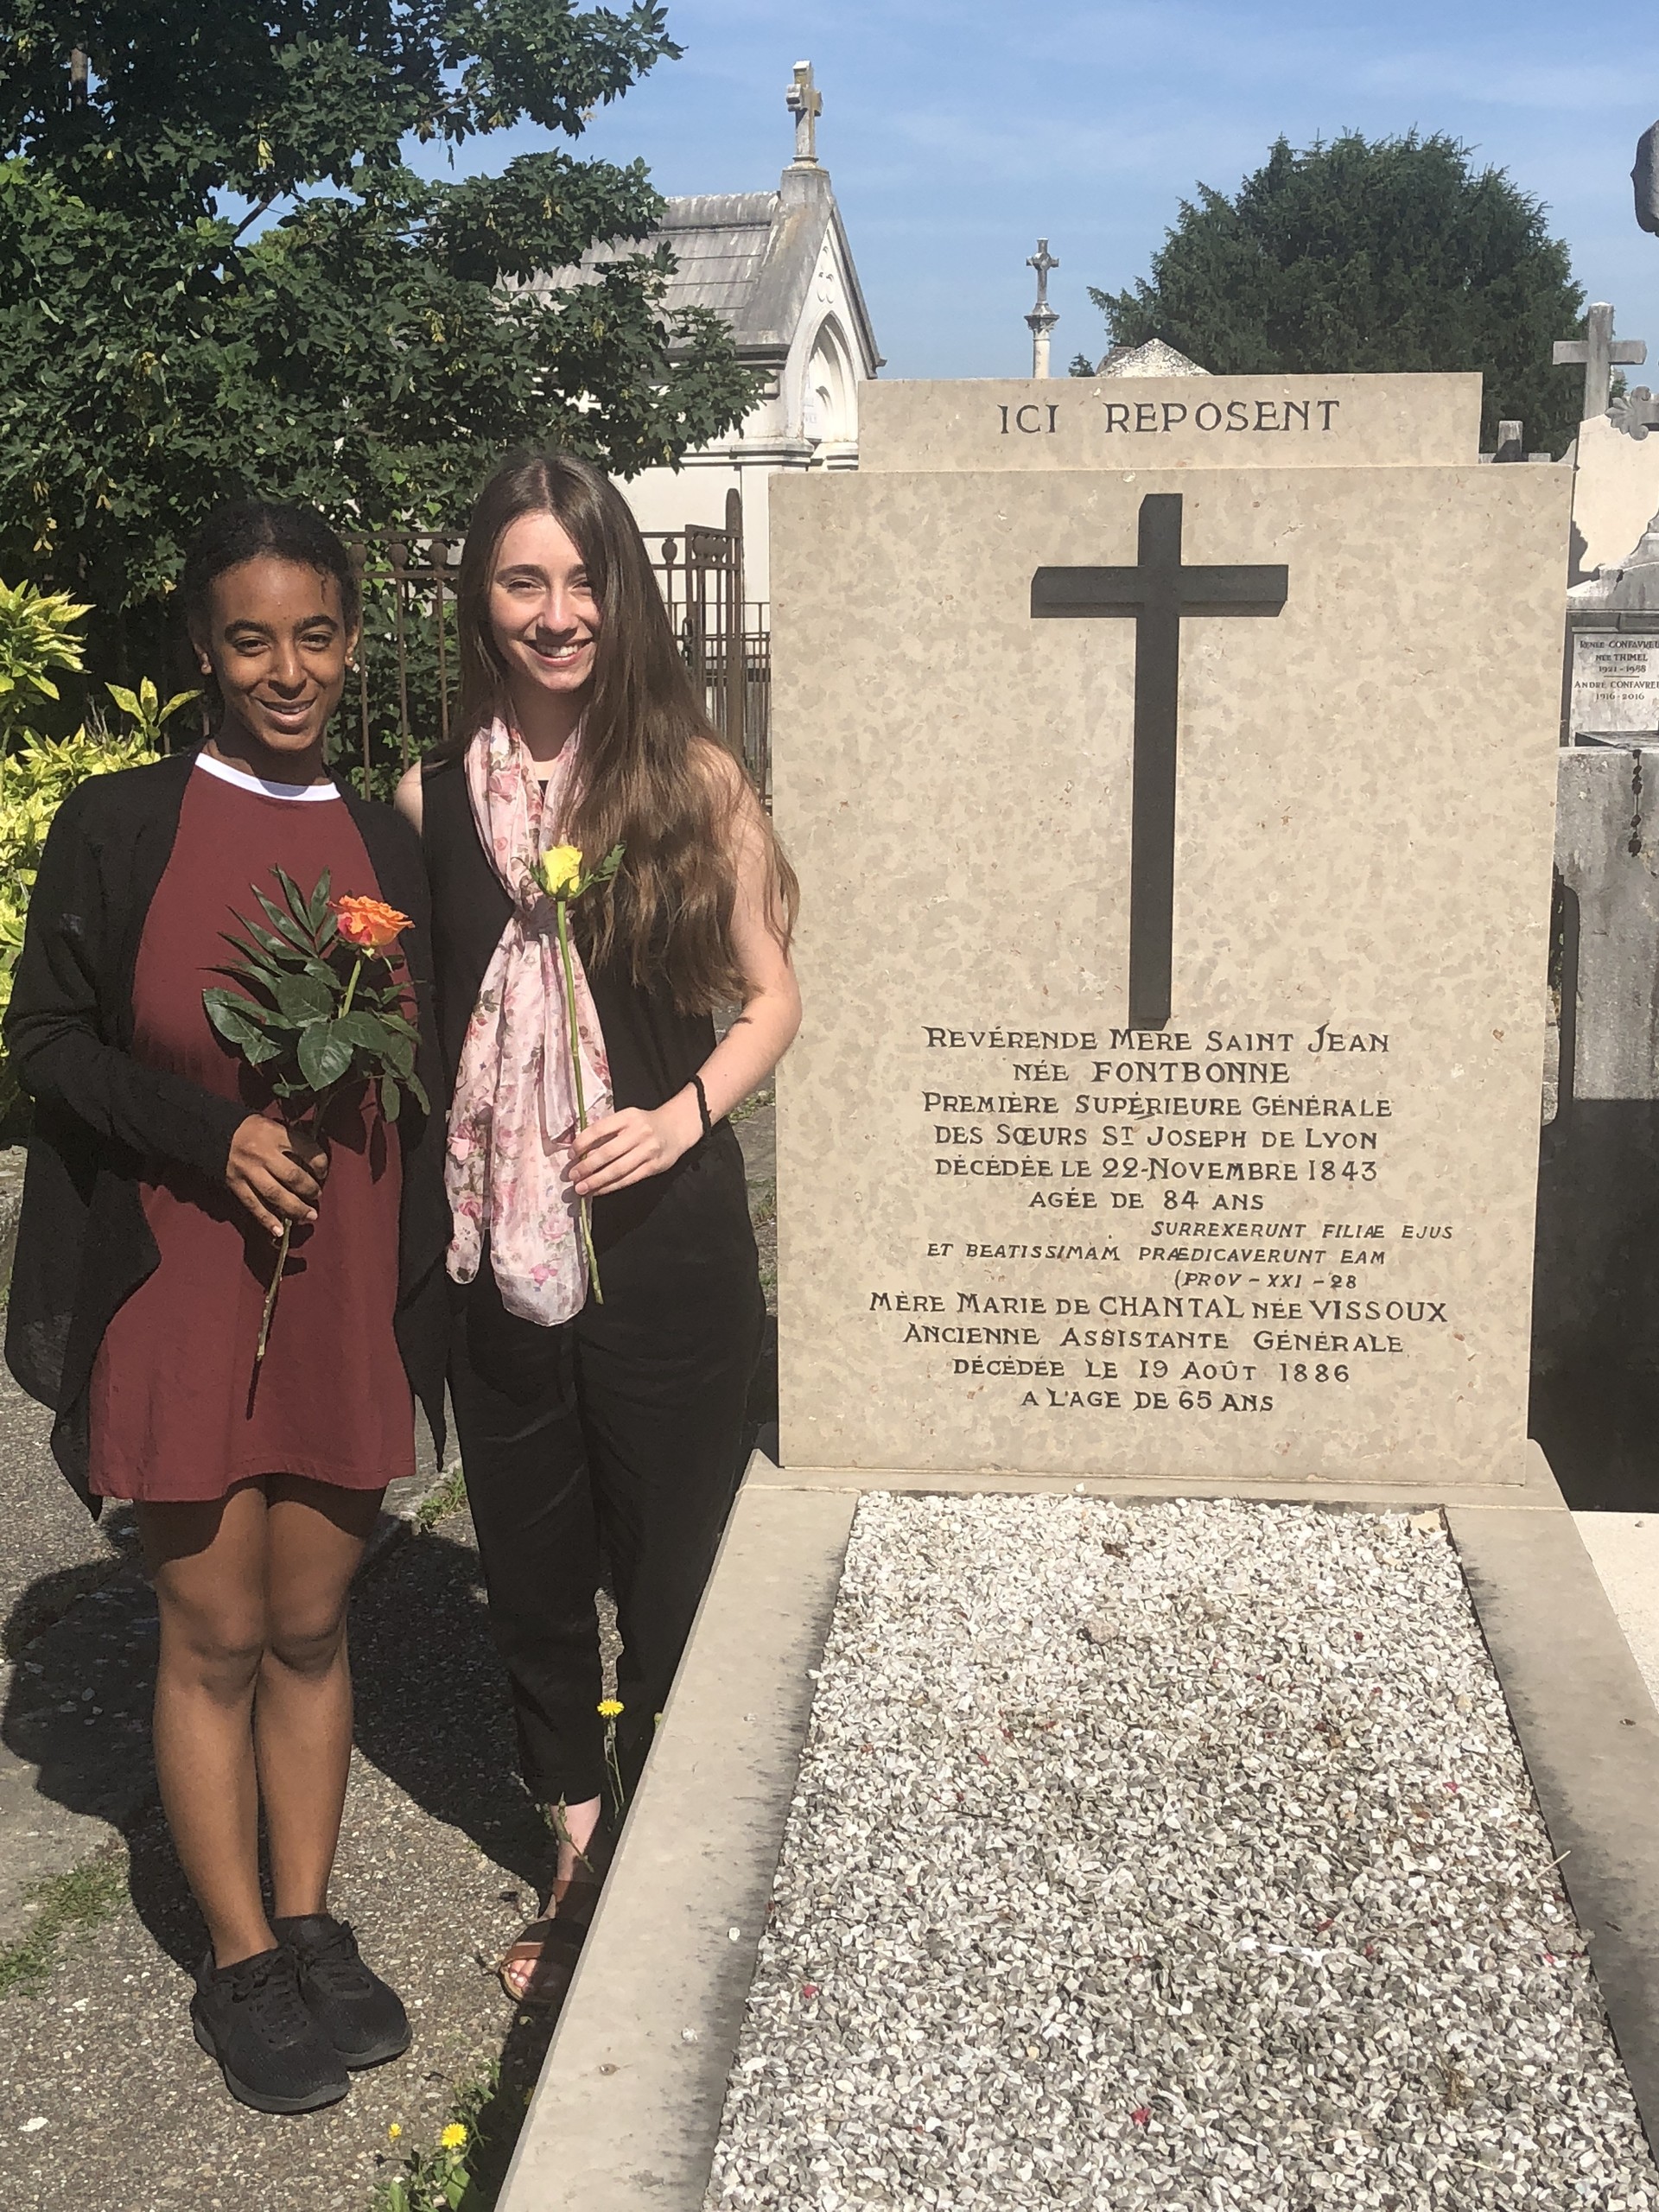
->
[535, 169, 880, 375]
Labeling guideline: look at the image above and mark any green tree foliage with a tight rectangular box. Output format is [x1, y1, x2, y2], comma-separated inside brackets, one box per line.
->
[1078, 132, 1584, 450]
[0, 2, 761, 683]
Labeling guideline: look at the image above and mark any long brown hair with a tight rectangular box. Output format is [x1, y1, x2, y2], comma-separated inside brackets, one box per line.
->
[453, 451, 796, 1012]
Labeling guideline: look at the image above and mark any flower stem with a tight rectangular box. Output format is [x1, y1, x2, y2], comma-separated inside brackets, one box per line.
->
[556, 899, 603, 1305]
[602, 1716, 626, 1821]
[255, 1222, 289, 1364]
[340, 955, 363, 1017]
[251, 1096, 333, 1373]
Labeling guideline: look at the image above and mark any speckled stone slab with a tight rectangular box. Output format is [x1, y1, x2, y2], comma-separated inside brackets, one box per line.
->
[770, 436, 1571, 1491]
[704, 1495, 1658, 2212]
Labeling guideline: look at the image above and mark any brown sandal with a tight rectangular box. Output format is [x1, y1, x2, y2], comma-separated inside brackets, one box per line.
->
[497, 1915, 582, 2006]
[496, 1826, 614, 2008]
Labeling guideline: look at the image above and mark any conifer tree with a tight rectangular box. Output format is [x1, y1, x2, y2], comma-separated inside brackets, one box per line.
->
[1076, 132, 1583, 451]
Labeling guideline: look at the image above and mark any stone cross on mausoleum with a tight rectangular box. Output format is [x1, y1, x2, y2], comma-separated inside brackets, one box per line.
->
[1026, 238, 1059, 379]
[1554, 302, 1648, 422]
[786, 60, 821, 165]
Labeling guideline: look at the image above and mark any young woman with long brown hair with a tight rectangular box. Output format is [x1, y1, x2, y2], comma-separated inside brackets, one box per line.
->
[395, 450, 799, 2004]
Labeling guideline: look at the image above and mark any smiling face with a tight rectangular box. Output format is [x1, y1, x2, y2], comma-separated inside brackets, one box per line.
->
[486, 510, 601, 728]
[194, 556, 355, 773]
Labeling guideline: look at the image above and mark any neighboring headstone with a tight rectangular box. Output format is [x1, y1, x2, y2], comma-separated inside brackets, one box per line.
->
[1532, 745, 1659, 1498]
[1024, 238, 1058, 379]
[1566, 415, 1659, 581]
[1096, 337, 1209, 377]
[1554, 301, 1648, 423]
[1569, 629, 1659, 740]
[1567, 510, 1659, 741]
[771, 374, 1570, 1493]
[1610, 385, 1659, 440]
[1571, 508, 1659, 616]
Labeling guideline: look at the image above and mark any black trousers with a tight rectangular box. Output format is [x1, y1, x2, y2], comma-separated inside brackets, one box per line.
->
[448, 1132, 764, 1809]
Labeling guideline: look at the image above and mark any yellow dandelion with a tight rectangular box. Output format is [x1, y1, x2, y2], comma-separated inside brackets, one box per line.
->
[441, 2122, 468, 2152]
[597, 1698, 624, 1719]
[388, 2123, 402, 2141]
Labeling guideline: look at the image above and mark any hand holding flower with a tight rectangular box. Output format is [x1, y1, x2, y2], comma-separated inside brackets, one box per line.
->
[225, 1116, 327, 1243]
[535, 839, 625, 1300]
[568, 1096, 700, 1198]
[203, 867, 425, 1371]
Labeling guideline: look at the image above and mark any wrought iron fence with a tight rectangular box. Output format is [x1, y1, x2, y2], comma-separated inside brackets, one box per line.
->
[337, 489, 772, 803]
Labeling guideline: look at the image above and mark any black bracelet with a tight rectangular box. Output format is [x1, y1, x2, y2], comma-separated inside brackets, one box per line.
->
[691, 1073, 714, 1140]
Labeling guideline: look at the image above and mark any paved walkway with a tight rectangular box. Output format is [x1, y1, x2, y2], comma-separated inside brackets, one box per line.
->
[5, 1497, 554, 2211]
[0, 1104, 779, 2206]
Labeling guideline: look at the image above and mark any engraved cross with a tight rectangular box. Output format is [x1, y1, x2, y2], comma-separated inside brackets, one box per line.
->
[1027, 238, 1058, 308]
[1032, 493, 1289, 1028]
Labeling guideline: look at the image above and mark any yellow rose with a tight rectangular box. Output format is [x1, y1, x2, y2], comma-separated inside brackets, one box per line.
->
[538, 844, 583, 899]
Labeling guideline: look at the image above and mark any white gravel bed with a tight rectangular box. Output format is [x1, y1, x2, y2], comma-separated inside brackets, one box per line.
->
[705, 1496, 1657, 2212]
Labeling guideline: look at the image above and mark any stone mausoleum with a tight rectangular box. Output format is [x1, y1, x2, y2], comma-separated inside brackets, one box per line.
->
[535, 62, 881, 602]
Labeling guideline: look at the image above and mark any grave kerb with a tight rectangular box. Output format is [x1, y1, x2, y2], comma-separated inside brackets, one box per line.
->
[498, 1450, 1659, 2212]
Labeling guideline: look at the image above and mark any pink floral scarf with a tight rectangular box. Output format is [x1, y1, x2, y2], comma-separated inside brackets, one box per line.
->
[444, 718, 613, 1324]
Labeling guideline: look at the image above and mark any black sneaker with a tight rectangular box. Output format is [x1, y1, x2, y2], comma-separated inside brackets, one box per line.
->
[191, 1945, 350, 2113]
[273, 1913, 410, 2069]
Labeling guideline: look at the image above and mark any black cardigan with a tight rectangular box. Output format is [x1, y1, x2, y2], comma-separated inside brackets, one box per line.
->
[3, 749, 449, 1514]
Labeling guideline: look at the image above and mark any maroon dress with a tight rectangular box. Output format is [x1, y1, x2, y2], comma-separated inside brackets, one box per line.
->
[87, 757, 414, 1502]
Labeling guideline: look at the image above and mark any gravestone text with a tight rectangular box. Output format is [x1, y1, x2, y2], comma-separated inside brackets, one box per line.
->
[1570, 630, 1659, 738]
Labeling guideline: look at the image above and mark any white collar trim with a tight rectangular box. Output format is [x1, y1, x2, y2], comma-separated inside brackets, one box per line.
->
[194, 752, 341, 803]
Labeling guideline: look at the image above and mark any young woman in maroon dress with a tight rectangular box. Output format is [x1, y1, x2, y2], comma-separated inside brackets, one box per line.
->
[5, 505, 446, 2113]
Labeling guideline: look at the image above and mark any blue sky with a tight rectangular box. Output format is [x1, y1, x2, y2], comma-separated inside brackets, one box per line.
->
[408, 0, 1659, 395]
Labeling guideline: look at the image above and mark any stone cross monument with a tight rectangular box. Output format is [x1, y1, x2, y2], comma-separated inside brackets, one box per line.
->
[770, 371, 1570, 1493]
[785, 60, 821, 166]
[1554, 302, 1647, 423]
[1026, 238, 1058, 378]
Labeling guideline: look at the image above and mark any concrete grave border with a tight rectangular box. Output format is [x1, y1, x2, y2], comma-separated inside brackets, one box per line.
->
[499, 1451, 1659, 2209]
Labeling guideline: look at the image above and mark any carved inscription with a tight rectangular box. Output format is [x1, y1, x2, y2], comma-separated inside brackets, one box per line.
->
[996, 398, 1344, 439]
[863, 1020, 1457, 1423]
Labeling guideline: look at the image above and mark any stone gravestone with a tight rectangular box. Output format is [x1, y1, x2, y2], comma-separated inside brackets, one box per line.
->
[1570, 628, 1659, 740]
[498, 384, 1659, 2211]
[770, 373, 1567, 1495]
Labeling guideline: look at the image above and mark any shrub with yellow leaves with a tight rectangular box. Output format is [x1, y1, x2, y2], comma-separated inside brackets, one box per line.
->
[0, 583, 199, 1122]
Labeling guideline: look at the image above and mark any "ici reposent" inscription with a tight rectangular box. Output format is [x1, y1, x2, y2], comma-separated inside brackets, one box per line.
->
[999, 396, 1344, 438]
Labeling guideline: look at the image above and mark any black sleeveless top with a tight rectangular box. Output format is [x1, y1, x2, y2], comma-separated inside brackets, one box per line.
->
[420, 753, 739, 1253]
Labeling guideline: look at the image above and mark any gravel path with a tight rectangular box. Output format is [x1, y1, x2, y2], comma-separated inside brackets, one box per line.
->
[708, 1496, 1659, 2212]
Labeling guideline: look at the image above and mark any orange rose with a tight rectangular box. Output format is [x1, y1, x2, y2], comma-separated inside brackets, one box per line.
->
[333, 894, 411, 951]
